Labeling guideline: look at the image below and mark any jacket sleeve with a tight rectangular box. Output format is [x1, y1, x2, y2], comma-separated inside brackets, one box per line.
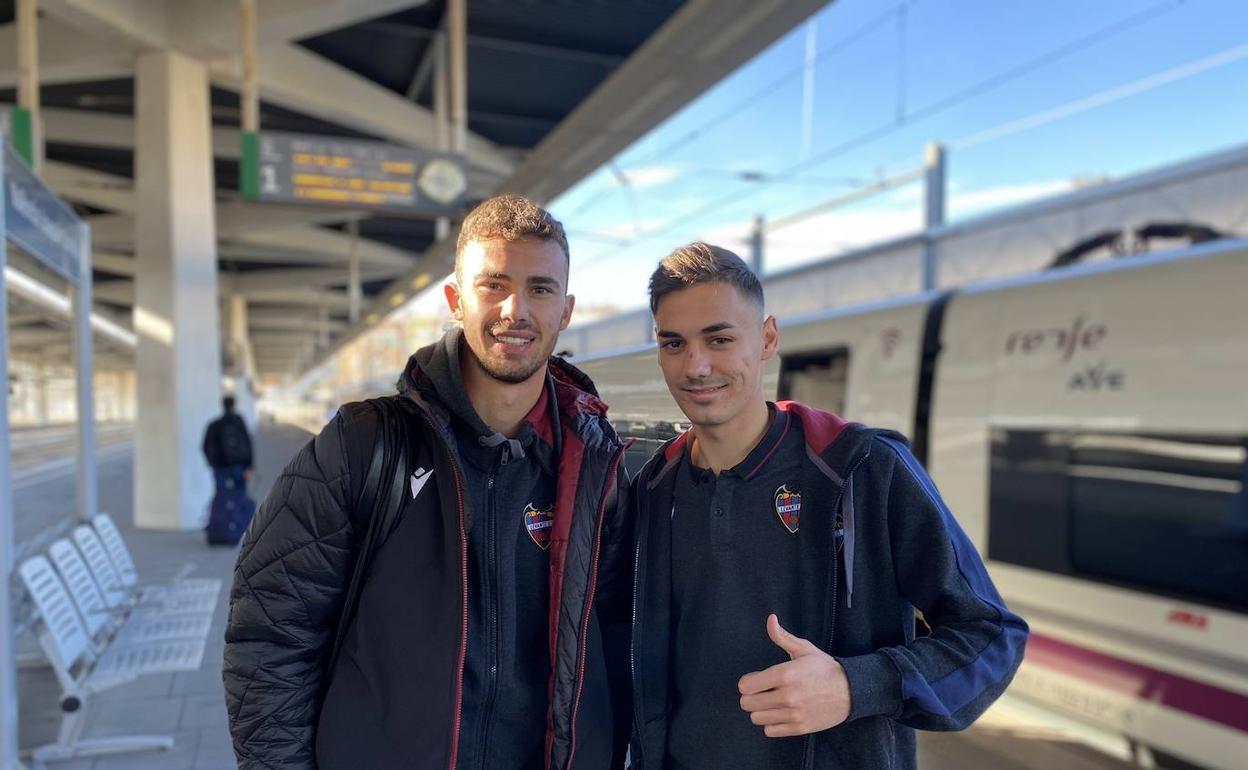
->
[595, 458, 635, 626]
[595, 457, 635, 770]
[222, 408, 362, 769]
[836, 436, 1028, 731]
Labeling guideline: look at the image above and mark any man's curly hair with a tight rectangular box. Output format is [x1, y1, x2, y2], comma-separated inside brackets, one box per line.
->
[455, 194, 569, 280]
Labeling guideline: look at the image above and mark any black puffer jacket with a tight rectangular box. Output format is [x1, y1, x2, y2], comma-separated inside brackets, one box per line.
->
[222, 342, 632, 770]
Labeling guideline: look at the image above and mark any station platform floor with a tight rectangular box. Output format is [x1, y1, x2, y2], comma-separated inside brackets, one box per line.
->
[10, 421, 1139, 770]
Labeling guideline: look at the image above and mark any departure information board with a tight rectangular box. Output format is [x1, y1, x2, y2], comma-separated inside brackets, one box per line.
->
[240, 131, 467, 213]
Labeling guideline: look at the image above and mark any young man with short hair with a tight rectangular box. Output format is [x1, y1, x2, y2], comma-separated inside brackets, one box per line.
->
[628, 242, 1027, 770]
[224, 195, 632, 770]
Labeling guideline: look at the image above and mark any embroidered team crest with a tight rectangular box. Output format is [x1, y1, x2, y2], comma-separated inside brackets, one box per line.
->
[524, 503, 555, 550]
[774, 485, 802, 534]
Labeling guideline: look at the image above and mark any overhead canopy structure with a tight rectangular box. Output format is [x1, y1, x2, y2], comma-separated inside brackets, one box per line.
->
[0, 0, 834, 379]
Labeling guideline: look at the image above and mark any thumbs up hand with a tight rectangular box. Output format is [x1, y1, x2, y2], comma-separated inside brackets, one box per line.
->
[737, 614, 852, 737]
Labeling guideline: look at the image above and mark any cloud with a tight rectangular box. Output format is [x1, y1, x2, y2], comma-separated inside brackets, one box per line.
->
[613, 164, 682, 189]
[578, 219, 668, 239]
[698, 206, 922, 274]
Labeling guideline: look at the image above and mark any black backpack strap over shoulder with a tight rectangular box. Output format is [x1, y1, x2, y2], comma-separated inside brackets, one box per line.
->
[327, 397, 419, 674]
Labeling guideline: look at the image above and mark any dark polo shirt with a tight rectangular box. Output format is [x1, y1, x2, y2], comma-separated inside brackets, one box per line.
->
[667, 403, 829, 770]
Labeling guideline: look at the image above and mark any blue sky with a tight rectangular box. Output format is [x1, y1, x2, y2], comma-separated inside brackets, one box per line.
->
[539, 0, 1248, 313]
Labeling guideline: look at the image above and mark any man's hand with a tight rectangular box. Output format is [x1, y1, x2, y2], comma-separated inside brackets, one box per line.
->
[738, 614, 852, 737]
[244, 468, 255, 481]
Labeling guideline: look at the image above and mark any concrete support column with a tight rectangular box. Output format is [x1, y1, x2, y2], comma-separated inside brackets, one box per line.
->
[433, 32, 451, 241]
[448, 0, 467, 157]
[228, 294, 256, 378]
[347, 218, 362, 323]
[227, 295, 258, 431]
[239, 0, 259, 133]
[749, 214, 765, 275]
[922, 141, 946, 291]
[16, 0, 43, 173]
[133, 50, 222, 531]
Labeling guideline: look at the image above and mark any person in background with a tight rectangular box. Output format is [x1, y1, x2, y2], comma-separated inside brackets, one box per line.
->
[202, 395, 254, 494]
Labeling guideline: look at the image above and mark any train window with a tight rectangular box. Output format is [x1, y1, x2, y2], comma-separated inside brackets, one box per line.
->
[990, 429, 1248, 612]
[778, 349, 850, 415]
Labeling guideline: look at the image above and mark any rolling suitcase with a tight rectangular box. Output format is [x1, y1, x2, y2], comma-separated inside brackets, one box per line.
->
[205, 486, 256, 546]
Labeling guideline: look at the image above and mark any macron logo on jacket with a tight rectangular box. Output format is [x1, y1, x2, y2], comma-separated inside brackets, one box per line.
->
[410, 467, 433, 500]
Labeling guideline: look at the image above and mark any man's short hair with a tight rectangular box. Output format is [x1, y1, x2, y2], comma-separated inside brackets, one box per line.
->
[455, 194, 569, 277]
[648, 242, 764, 314]
[223, 395, 236, 412]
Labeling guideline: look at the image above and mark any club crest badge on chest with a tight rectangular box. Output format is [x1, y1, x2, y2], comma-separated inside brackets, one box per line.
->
[524, 503, 555, 550]
[774, 484, 801, 534]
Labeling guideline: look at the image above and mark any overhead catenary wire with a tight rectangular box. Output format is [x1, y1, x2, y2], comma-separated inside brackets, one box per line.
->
[573, 0, 1199, 273]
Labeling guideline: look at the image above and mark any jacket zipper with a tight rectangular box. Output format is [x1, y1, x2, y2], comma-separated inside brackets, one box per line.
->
[565, 447, 626, 768]
[802, 450, 869, 770]
[420, 412, 470, 770]
[628, 526, 646, 770]
[477, 472, 500, 769]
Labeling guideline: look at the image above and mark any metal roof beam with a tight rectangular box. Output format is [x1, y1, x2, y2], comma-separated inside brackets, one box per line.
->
[180, 0, 431, 60]
[92, 277, 358, 310]
[209, 43, 519, 177]
[91, 280, 133, 305]
[0, 17, 132, 88]
[33, 106, 245, 160]
[231, 289, 351, 308]
[37, 0, 170, 50]
[216, 241, 401, 268]
[8, 328, 71, 347]
[91, 250, 137, 277]
[366, 22, 627, 68]
[32, 0, 431, 60]
[231, 265, 402, 294]
[247, 315, 346, 333]
[43, 161, 136, 213]
[229, 227, 415, 269]
[403, 17, 444, 101]
[250, 330, 320, 345]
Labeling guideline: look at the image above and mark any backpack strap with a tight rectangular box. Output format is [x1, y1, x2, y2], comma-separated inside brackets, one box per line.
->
[327, 397, 416, 675]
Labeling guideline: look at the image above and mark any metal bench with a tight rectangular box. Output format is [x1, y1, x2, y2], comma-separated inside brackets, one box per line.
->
[16, 556, 206, 765]
[47, 538, 213, 648]
[72, 525, 218, 615]
[90, 513, 222, 604]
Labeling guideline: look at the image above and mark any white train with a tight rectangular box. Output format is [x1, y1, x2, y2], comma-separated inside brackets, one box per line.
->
[576, 237, 1248, 770]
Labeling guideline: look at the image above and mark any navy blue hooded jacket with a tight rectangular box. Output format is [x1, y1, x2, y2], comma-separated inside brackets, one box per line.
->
[629, 401, 1028, 770]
